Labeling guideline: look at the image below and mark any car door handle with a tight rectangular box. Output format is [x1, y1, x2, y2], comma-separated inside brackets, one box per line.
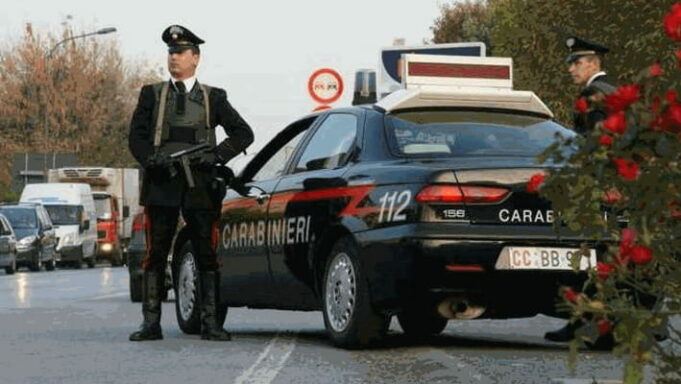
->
[256, 193, 271, 205]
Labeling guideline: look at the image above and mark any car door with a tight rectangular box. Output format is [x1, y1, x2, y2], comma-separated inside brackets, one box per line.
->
[0, 216, 14, 256]
[218, 117, 316, 306]
[36, 207, 56, 261]
[267, 112, 363, 308]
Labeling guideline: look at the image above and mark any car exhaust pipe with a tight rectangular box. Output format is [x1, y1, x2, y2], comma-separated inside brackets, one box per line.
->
[437, 297, 486, 320]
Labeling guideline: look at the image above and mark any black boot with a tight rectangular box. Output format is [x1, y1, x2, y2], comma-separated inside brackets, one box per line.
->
[129, 270, 163, 341]
[544, 320, 583, 342]
[199, 271, 231, 341]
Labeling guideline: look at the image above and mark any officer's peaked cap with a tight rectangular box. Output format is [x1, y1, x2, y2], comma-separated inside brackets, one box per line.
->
[162, 25, 204, 53]
[565, 36, 609, 63]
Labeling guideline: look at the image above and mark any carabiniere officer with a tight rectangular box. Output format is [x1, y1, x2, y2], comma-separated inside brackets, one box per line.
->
[128, 25, 254, 341]
[565, 36, 615, 136]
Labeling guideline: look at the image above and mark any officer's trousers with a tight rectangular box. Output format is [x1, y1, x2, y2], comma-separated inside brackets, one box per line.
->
[143, 205, 220, 273]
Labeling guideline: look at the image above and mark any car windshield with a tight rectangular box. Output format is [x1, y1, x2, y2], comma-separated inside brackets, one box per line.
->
[0, 208, 37, 229]
[94, 196, 112, 219]
[44, 205, 82, 225]
[385, 110, 576, 158]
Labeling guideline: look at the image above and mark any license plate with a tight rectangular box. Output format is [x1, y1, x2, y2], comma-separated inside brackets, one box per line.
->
[495, 246, 596, 271]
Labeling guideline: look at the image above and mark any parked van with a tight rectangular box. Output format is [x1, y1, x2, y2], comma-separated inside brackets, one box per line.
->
[20, 183, 98, 268]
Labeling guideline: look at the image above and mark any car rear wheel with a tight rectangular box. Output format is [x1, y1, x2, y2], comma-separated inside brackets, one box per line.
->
[397, 306, 448, 338]
[174, 242, 228, 335]
[322, 236, 389, 349]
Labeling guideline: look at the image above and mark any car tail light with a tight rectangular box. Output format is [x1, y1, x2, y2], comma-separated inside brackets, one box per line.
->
[416, 185, 509, 204]
[132, 213, 145, 232]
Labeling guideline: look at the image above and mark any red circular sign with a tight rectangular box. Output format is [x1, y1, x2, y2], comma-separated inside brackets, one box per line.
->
[313, 105, 331, 112]
[307, 68, 344, 104]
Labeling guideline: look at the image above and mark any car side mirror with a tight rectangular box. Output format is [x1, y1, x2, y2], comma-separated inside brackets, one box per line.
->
[123, 206, 130, 218]
[80, 220, 90, 232]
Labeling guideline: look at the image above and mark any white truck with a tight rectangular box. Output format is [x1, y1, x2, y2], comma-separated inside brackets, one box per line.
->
[47, 168, 140, 265]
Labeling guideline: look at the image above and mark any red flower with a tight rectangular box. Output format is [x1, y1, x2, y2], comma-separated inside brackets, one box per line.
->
[664, 3, 681, 42]
[597, 319, 613, 336]
[599, 135, 614, 146]
[526, 173, 545, 193]
[630, 245, 653, 265]
[605, 85, 641, 112]
[596, 262, 615, 281]
[650, 62, 664, 77]
[574, 97, 588, 114]
[603, 188, 622, 203]
[603, 111, 627, 134]
[563, 288, 579, 303]
[613, 158, 640, 180]
[667, 90, 678, 104]
[617, 228, 637, 264]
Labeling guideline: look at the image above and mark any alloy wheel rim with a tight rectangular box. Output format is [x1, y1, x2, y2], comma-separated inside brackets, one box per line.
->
[325, 252, 357, 332]
[178, 252, 197, 321]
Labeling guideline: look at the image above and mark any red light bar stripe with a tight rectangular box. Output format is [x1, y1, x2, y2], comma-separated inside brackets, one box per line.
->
[409, 62, 510, 80]
[445, 264, 485, 272]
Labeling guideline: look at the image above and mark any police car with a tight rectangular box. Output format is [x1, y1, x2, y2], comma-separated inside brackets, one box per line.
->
[171, 54, 597, 348]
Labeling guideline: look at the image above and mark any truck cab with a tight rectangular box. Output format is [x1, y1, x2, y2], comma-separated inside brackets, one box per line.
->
[93, 192, 123, 265]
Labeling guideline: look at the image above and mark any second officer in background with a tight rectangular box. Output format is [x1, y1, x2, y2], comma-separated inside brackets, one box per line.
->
[128, 25, 254, 342]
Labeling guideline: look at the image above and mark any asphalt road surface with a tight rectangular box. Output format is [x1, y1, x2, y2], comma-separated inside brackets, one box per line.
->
[0, 266, 639, 384]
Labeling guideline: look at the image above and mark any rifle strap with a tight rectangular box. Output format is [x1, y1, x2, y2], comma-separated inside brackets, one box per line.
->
[199, 83, 211, 129]
[153, 81, 170, 148]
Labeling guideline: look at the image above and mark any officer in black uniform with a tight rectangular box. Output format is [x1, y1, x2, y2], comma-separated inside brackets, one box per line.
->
[128, 25, 253, 341]
[564, 36, 615, 136]
[544, 36, 615, 343]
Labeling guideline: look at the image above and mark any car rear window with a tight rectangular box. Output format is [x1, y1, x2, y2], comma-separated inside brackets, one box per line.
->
[385, 110, 575, 157]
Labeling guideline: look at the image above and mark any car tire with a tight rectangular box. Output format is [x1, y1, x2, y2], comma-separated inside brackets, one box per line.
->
[130, 275, 143, 302]
[322, 236, 390, 349]
[174, 241, 227, 335]
[175, 242, 201, 335]
[29, 248, 43, 272]
[397, 307, 448, 339]
[45, 251, 57, 271]
[5, 255, 16, 275]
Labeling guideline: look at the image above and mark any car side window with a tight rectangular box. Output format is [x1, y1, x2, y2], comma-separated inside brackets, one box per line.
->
[252, 129, 307, 182]
[0, 217, 9, 235]
[38, 208, 51, 230]
[294, 114, 358, 173]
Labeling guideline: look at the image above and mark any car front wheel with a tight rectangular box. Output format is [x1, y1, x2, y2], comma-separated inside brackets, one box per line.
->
[322, 236, 389, 349]
[5, 254, 16, 275]
[29, 248, 42, 272]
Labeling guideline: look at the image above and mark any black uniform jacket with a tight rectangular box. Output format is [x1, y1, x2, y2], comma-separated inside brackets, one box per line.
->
[129, 82, 254, 208]
[573, 74, 615, 136]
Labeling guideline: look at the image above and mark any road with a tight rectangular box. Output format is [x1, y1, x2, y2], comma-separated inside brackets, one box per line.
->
[0, 266, 633, 384]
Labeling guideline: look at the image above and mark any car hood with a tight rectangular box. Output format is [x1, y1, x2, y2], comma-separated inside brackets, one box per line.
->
[54, 225, 79, 238]
[14, 228, 38, 241]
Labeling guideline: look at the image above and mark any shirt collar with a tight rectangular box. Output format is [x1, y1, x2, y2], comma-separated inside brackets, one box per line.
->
[586, 71, 606, 87]
[170, 75, 197, 92]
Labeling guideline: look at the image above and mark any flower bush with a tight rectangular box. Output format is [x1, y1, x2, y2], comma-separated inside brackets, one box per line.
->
[536, 3, 681, 383]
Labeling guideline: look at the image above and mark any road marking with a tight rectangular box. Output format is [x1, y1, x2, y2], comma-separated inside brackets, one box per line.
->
[235, 335, 296, 384]
[86, 292, 128, 301]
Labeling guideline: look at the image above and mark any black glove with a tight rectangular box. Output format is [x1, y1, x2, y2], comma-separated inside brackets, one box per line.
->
[145, 151, 170, 169]
[145, 151, 172, 181]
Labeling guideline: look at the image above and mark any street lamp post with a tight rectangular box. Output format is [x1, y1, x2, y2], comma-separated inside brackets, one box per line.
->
[42, 27, 117, 171]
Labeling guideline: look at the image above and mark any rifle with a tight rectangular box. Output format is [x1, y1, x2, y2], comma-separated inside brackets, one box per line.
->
[168, 142, 213, 188]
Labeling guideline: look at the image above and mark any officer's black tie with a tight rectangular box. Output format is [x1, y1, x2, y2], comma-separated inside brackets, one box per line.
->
[175, 81, 186, 115]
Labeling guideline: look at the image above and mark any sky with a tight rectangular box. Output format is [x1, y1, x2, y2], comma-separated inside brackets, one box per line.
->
[1, 0, 446, 164]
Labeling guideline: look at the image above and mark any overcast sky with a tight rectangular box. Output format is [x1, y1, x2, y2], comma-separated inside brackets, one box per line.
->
[1, 0, 445, 159]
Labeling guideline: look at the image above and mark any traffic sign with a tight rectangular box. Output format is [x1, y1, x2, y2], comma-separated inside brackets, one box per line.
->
[308, 68, 344, 104]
